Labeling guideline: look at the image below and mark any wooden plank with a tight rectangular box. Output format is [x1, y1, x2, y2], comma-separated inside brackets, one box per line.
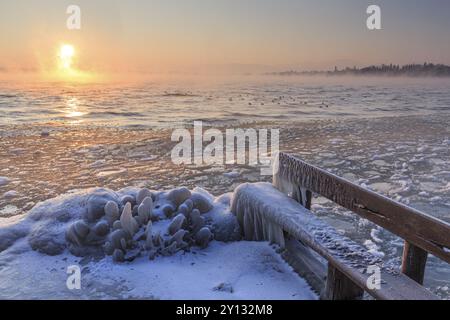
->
[276, 152, 450, 263]
[375, 271, 437, 300]
[401, 241, 428, 284]
[232, 182, 439, 300]
[322, 264, 364, 300]
[281, 237, 327, 295]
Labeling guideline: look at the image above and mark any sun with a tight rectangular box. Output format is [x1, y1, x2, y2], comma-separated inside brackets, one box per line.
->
[58, 44, 75, 70]
[49, 43, 99, 83]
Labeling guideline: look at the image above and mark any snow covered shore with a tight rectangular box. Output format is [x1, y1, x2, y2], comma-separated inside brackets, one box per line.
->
[0, 185, 316, 300]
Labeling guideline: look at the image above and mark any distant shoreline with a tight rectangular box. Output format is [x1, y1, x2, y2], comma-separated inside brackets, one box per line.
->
[268, 63, 450, 78]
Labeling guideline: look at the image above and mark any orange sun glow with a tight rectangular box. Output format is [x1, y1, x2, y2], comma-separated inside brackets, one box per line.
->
[58, 44, 75, 70]
[48, 43, 99, 83]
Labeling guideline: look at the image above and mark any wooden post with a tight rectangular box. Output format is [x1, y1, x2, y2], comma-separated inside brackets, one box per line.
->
[322, 264, 364, 300]
[401, 241, 428, 285]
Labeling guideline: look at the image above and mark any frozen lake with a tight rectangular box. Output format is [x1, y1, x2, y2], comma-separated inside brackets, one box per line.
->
[1, 76, 450, 127]
[0, 76, 449, 299]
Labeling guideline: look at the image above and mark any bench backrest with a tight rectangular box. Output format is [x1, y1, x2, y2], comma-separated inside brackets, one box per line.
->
[273, 152, 449, 297]
[232, 182, 438, 300]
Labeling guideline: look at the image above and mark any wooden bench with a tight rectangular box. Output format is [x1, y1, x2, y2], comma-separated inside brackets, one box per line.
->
[231, 152, 450, 300]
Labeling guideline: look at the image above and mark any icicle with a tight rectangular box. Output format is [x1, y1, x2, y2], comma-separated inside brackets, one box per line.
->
[231, 183, 286, 248]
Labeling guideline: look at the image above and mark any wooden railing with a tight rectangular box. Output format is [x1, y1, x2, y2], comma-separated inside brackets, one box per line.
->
[272, 152, 450, 298]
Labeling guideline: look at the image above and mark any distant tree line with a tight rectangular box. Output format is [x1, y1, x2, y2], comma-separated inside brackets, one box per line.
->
[269, 63, 450, 77]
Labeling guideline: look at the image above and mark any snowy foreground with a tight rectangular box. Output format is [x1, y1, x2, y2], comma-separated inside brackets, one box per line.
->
[0, 186, 316, 300]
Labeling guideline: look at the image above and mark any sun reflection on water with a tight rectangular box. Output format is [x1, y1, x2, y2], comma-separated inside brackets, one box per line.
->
[64, 97, 86, 122]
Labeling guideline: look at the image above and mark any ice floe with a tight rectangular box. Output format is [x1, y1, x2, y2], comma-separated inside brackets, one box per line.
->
[0, 177, 10, 186]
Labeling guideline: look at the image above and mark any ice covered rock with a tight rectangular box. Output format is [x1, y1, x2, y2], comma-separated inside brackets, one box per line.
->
[103, 241, 113, 255]
[184, 199, 194, 212]
[66, 218, 111, 256]
[85, 189, 119, 223]
[168, 214, 186, 235]
[162, 203, 176, 218]
[66, 220, 90, 247]
[132, 205, 139, 216]
[121, 195, 136, 207]
[22, 190, 103, 256]
[205, 194, 241, 242]
[195, 227, 213, 248]
[0, 225, 29, 253]
[178, 199, 194, 217]
[136, 188, 152, 205]
[152, 231, 163, 247]
[8, 190, 94, 256]
[137, 196, 153, 225]
[178, 203, 190, 217]
[167, 187, 191, 206]
[104, 201, 120, 226]
[0, 185, 230, 263]
[112, 220, 122, 231]
[190, 209, 205, 234]
[106, 229, 130, 254]
[209, 214, 241, 242]
[170, 229, 189, 249]
[120, 203, 139, 237]
[93, 220, 109, 237]
[190, 193, 213, 213]
[29, 222, 67, 256]
[190, 208, 201, 219]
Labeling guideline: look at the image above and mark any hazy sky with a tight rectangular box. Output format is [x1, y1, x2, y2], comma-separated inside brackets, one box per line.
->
[1, 0, 450, 74]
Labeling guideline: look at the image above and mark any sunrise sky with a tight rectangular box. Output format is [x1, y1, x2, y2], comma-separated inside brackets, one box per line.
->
[1, 0, 450, 77]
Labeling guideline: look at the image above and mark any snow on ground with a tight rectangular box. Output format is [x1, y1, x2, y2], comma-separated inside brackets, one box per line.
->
[0, 186, 317, 300]
[0, 240, 315, 300]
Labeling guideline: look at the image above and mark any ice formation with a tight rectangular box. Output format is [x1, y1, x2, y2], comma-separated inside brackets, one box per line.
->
[232, 182, 383, 270]
[231, 183, 286, 248]
[0, 186, 242, 262]
[0, 184, 320, 300]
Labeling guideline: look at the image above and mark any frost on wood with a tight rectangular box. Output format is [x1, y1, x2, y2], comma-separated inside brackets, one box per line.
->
[231, 182, 382, 270]
[231, 184, 286, 248]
